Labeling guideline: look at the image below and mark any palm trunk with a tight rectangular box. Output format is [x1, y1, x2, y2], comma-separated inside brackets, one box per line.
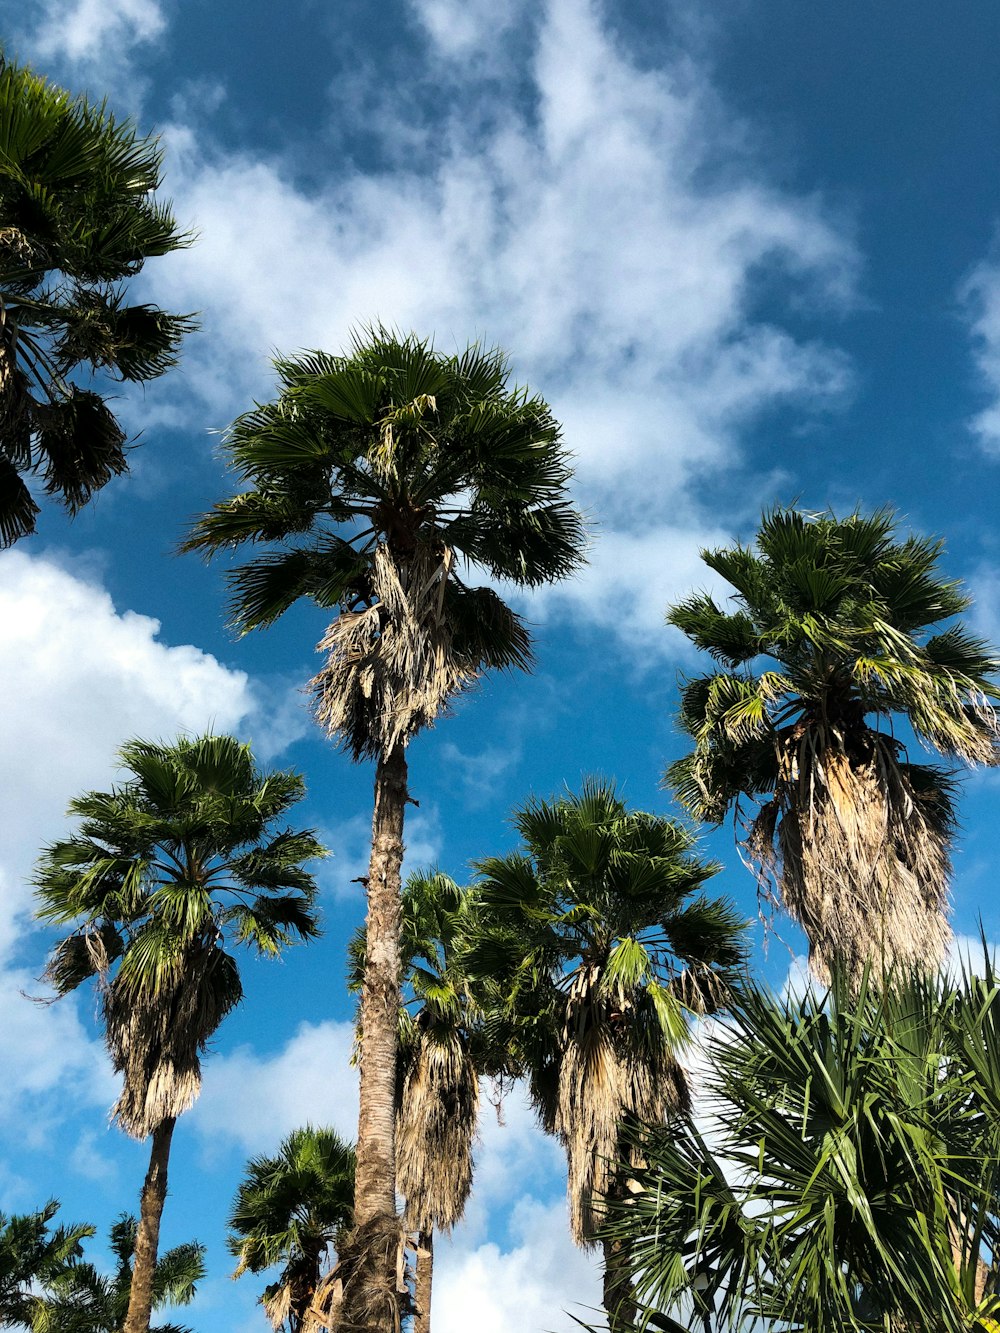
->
[602, 1237, 636, 1332]
[344, 741, 408, 1331]
[123, 1115, 175, 1333]
[413, 1230, 433, 1333]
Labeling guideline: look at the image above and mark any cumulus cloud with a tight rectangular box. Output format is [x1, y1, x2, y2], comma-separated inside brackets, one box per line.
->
[960, 254, 1000, 455]
[132, 0, 856, 656]
[434, 1196, 601, 1333]
[192, 1020, 359, 1153]
[433, 1084, 601, 1333]
[0, 549, 256, 941]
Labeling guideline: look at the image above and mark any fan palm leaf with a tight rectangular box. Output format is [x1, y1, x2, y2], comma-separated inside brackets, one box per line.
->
[228, 1126, 355, 1333]
[608, 964, 1000, 1333]
[0, 1202, 93, 1329]
[468, 781, 747, 1331]
[30, 1214, 204, 1333]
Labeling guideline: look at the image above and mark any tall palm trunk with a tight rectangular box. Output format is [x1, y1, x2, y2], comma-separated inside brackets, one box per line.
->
[346, 741, 408, 1329]
[123, 1115, 176, 1333]
[413, 1230, 433, 1333]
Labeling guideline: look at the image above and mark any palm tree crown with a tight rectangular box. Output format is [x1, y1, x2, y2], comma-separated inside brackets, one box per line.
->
[470, 781, 747, 1248]
[184, 327, 584, 1332]
[31, 1215, 204, 1333]
[0, 55, 194, 545]
[35, 733, 324, 1138]
[228, 1127, 355, 1333]
[667, 506, 1000, 980]
[183, 327, 585, 759]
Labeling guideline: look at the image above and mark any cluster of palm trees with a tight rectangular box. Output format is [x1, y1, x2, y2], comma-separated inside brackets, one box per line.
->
[5, 46, 1000, 1333]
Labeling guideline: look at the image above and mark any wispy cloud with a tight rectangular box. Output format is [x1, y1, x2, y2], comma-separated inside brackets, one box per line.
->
[14, 0, 167, 108]
[129, 0, 857, 656]
[959, 251, 1000, 455]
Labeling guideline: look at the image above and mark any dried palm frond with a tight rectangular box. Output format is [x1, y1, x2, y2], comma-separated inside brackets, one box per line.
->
[104, 941, 240, 1139]
[556, 970, 688, 1246]
[263, 1279, 292, 1331]
[311, 543, 478, 760]
[747, 731, 952, 984]
[396, 1030, 478, 1235]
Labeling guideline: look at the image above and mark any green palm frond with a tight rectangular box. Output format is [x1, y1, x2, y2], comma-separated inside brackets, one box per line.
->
[27, 1212, 203, 1333]
[608, 966, 1000, 1333]
[468, 782, 747, 1248]
[0, 54, 194, 543]
[229, 1125, 354, 1331]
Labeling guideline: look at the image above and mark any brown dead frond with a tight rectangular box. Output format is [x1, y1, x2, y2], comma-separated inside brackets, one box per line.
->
[748, 731, 952, 985]
[104, 941, 236, 1139]
[311, 543, 477, 760]
[263, 1281, 292, 1332]
[396, 1031, 478, 1235]
[556, 970, 688, 1246]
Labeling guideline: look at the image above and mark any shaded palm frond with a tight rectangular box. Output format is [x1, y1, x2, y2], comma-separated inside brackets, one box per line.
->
[0, 55, 193, 543]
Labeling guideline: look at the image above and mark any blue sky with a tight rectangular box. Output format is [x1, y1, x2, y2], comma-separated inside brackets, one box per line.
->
[3, 0, 1000, 1328]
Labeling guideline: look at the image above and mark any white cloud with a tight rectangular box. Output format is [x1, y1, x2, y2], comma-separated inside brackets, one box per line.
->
[133, 0, 856, 656]
[960, 255, 1000, 454]
[0, 951, 118, 1136]
[0, 550, 255, 910]
[16, 0, 166, 107]
[438, 740, 521, 806]
[969, 561, 1000, 646]
[434, 1196, 602, 1333]
[192, 1020, 359, 1153]
[411, 0, 525, 60]
[428, 1082, 601, 1333]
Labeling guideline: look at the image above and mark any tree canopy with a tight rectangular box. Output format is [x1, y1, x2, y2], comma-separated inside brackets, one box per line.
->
[0, 54, 194, 544]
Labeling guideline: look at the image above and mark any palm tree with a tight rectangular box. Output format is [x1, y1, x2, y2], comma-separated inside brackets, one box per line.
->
[0, 54, 194, 545]
[667, 506, 1000, 982]
[0, 1202, 92, 1328]
[33, 734, 324, 1333]
[469, 781, 747, 1332]
[183, 327, 585, 1330]
[30, 1215, 204, 1333]
[608, 964, 1000, 1333]
[352, 872, 487, 1333]
[228, 1126, 356, 1332]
